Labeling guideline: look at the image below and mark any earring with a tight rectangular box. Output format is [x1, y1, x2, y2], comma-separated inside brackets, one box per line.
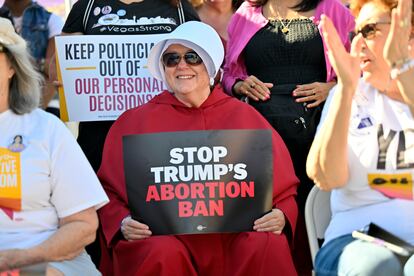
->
[209, 77, 215, 86]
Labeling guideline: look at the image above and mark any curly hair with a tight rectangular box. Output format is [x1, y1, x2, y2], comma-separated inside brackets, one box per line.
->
[350, 0, 414, 26]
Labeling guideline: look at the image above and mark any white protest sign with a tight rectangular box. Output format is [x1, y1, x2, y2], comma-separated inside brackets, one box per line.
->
[55, 35, 167, 122]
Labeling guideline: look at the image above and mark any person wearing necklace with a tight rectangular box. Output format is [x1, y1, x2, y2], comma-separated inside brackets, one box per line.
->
[222, 0, 354, 274]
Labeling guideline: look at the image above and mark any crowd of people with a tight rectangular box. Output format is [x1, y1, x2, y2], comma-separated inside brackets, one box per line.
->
[0, 0, 413, 275]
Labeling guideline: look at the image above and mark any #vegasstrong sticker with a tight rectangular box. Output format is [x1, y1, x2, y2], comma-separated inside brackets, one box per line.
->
[0, 147, 22, 211]
[368, 173, 413, 200]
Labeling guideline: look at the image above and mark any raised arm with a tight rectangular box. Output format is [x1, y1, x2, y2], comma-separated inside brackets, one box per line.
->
[384, 0, 414, 111]
[306, 15, 364, 191]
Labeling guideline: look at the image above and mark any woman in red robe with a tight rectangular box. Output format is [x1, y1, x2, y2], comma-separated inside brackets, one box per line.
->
[98, 21, 299, 276]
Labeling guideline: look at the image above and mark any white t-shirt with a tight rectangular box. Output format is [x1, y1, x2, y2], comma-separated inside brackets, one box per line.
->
[13, 13, 64, 39]
[319, 80, 414, 245]
[0, 109, 109, 250]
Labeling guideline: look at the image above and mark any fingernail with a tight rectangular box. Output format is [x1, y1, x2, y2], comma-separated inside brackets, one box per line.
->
[292, 92, 297, 96]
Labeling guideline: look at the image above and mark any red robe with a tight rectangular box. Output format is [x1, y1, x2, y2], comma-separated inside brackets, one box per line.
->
[98, 85, 299, 276]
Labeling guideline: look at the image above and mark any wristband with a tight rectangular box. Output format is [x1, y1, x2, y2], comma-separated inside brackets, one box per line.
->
[390, 58, 414, 79]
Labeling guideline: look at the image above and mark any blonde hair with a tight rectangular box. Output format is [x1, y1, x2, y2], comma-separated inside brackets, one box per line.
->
[190, 0, 204, 7]
[4, 43, 43, 114]
[350, 0, 414, 27]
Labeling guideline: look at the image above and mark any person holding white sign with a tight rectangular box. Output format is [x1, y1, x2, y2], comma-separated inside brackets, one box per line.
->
[60, 0, 199, 173]
[98, 21, 300, 275]
[0, 18, 109, 275]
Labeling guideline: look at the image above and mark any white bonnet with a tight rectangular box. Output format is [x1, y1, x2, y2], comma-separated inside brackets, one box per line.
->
[147, 21, 224, 87]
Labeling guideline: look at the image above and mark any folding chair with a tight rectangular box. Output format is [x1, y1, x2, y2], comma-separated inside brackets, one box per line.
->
[304, 186, 332, 267]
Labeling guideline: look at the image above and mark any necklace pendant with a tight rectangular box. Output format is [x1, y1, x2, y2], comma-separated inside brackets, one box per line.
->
[281, 26, 289, 34]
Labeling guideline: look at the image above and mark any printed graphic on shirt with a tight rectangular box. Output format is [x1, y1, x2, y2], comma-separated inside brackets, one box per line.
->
[1, 207, 14, 220]
[0, 147, 22, 212]
[376, 125, 414, 170]
[357, 117, 373, 129]
[94, 6, 101, 16]
[92, 6, 177, 34]
[368, 173, 413, 200]
[8, 135, 26, 153]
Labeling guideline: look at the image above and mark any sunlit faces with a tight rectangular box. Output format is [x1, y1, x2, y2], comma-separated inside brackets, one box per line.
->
[163, 44, 210, 103]
[356, 21, 390, 39]
[355, 2, 392, 90]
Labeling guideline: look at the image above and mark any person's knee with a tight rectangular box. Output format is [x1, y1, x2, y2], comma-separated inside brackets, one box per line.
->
[114, 236, 195, 275]
[228, 232, 295, 275]
[267, 232, 291, 250]
[338, 241, 401, 276]
[404, 255, 414, 276]
[241, 232, 291, 253]
[142, 236, 189, 261]
[315, 235, 355, 276]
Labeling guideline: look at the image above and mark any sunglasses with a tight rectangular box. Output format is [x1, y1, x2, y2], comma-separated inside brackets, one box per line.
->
[355, 21, 391, 39]
[162, 51, 203, 67]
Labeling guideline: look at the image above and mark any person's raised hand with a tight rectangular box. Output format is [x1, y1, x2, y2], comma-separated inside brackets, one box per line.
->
[384, 0, 412, 68]
[320, 15, 364, 91]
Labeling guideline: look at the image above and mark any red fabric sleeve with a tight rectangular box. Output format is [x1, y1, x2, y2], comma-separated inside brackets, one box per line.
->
[271, 131, 299, 242]
[97, 118, 131, 247]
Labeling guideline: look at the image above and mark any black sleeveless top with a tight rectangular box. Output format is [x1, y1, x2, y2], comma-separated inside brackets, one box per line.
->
[243, 18, 326, 145]
[244, 18, 326, 89]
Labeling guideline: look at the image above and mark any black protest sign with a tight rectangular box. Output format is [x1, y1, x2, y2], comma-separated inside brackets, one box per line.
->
[123, 129, 273, 235]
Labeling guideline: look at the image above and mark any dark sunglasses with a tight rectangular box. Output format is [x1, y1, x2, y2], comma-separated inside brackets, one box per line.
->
[162, 51, 203, 67]
[355, 22, 391, 39]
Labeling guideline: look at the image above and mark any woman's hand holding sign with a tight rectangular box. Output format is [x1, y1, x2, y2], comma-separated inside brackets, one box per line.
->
[121, 216, 152, 241]
[253, 208, 286, 235]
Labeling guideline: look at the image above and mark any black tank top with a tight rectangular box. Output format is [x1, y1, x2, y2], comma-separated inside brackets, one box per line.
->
[244, 18, 326, 89]
[243, 18, 326, 148]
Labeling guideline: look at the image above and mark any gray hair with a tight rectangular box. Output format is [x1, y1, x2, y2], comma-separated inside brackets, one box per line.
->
[5, 43, 42, 114]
